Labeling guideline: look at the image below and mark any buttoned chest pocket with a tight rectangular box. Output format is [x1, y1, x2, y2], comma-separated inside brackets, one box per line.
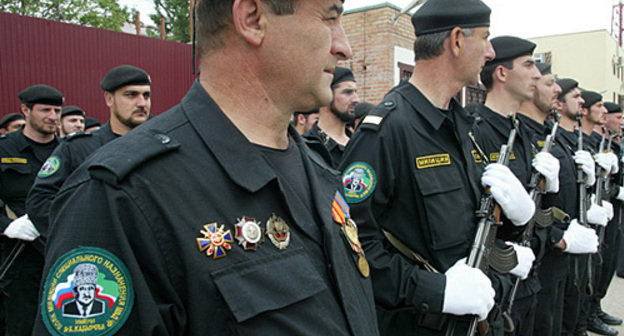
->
[210, 248, 329, 326]
[0, 163, 34, 197]
[413, 165, 471, 250]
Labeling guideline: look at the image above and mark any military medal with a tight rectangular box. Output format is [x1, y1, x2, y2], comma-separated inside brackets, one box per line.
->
[235, 217, 264, 250]
[358, 254, 370, 278]
[332, 191, 369, 278]
[266, 214, 290, 249]
[196, 223, 234, 259]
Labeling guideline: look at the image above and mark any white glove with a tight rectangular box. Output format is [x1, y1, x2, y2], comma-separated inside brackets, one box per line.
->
[3, 214, 40, 241]
[602, 200, 614, 221]
[595, 152, 619, 174]
[562, 219, 599, 254]
[610, 153, 619, 174]
[574, 150, 596, 187]
[532, 152, 560, 193]
[481, 164, 535, 226]
[506, 242, 536, 280]
[617, 186, 624, 202]
[587, 202, 609, 226]
[442, 258, 495, 321]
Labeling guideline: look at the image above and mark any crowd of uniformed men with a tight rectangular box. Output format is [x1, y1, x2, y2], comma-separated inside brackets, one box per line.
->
[1, 0, 624, 335]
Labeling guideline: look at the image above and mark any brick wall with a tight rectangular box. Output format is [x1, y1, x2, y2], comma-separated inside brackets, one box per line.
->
[341, 4, 486, 106]
[340, 5, 415, 104]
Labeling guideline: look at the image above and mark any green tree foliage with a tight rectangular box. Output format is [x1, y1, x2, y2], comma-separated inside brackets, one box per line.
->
[148, 0, 190, 42]
[0, 0, 130, 31]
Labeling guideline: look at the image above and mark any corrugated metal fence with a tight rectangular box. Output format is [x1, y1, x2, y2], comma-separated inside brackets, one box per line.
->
[0, 11, 195, 123]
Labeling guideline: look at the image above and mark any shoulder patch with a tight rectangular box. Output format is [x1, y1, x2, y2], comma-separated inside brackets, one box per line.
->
[88, 130, 180, 184]
[38, 156, 61, 178]
[65, 132, 93, 142]
[342, 161, 377, 203]
[359, 100, 395, 132]
[41, 247, 134, 336]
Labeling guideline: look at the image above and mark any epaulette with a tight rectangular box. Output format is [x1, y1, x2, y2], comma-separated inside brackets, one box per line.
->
[359, 100, 396, 132]
[64, 131, 93, 142]
[88, 130, 180, 184]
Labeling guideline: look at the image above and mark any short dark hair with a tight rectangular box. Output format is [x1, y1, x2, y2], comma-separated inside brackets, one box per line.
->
[413, 28, 473, 61]
[480, 59, 513, 91]
[195, 0, 298, 57]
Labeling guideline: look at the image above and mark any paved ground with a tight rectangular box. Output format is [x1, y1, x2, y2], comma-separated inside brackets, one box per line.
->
[596, 275, 624, 335]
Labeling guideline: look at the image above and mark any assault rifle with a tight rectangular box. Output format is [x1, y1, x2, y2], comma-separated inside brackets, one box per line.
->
[462, 115, 520, 336]
[502, 112, 568, 332]
[575, 114, 594, 296]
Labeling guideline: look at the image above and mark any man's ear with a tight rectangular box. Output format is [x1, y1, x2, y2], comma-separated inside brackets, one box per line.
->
[104, 92, 114, 108]
[493, 65, 507, 83]
[232, 0, 265, 47]
[448, 27, 464, 57]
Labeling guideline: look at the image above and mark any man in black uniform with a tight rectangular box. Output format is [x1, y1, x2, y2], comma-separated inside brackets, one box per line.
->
[292, 109, 319, 135]
[0, 113, 25, 134]
[34, 1, 379, 335]
[576, 90, 619, 336]
[305, 66, 359, 168]
[27, 65, 152, 239]
[552, 79, 603, 336]
[340, 1, 538, 335]
[466, 36, 556, 336]
[0, 84, 63, 334]
[58, 105, 85, 137]
[588, 100, 624, 334]
[517, 62, 576, 336]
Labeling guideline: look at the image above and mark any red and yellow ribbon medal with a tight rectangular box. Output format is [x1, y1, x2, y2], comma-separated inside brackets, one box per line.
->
[332, 191, 369, 278]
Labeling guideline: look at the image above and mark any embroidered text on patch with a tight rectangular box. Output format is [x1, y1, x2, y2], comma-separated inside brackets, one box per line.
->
[416, 154, 451, 169]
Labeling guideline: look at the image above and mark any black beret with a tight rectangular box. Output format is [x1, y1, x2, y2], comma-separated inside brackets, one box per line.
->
[604, 102, 622, 114]
[411, 0, 491, 36]
[18, 84, 64, 106]
[61, 105, 85, 118]
[101, 65, 151, 92]
[536, 62, 551, 75]
[0, 113, 24, 129]
[488, 36, 536, 64]
[332, 67, 356, 87]
[354, 102, 375, 118]
[84, 117, 101, 129]
[295, 108, 319, 116]
[556, 78, 578, 100]
[581, 91, 602, 109]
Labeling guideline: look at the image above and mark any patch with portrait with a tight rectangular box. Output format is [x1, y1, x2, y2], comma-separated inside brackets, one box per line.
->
[38, 156, 61, 178]
[41, 247, 134, 336]
[342, 161, 377, 203]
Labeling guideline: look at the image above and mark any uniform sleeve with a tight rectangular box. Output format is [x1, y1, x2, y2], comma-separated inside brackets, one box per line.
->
[26, 143, 73, 238]
[340, 129, 446, 313]
[33, 178, 185, 335]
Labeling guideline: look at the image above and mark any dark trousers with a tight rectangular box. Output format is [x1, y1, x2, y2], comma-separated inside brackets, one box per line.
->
[1, 242, 43, 336]
[591, 218, 622, 314]
[562, 254, 590, 334]
[504, 293, 536, 336]
[534, 251, 568, 336]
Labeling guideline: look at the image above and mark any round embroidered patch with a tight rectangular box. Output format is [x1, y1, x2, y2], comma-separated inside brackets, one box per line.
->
[342, 161, 377, 203]
[38, 156, 60, 178]
[41, 247, 134, 336]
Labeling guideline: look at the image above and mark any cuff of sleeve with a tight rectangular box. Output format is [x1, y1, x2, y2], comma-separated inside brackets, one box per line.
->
[409, 271, 446, 314]
[548, 226, 564, 248]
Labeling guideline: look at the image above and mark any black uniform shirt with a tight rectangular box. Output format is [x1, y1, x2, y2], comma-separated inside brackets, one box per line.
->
[304, 123, 350, 168]
[339, 83, 484, 322]
[467, 106, 543, 299]
[0, 130, 58, 229]
[26, 122, 119, 237]
[34, 81, 378, 336]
